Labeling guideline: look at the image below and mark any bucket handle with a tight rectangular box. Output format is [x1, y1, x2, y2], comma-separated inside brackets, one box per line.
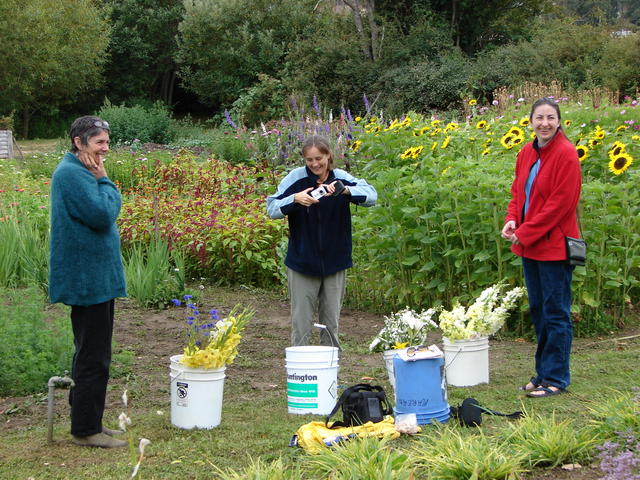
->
[169, 369, 183, 384]
[313, 323, 339, 366]
[444, 345, 463, 370]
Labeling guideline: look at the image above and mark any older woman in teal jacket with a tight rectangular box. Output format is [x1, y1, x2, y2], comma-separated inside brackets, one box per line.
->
[49, 116, 127, 448]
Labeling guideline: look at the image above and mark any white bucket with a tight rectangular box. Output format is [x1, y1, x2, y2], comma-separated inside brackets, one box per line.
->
[382, 349, 404, 389]
[285, 346, 339, 415]
[169, 354, 226, 429]
[443, 336, 489, 387]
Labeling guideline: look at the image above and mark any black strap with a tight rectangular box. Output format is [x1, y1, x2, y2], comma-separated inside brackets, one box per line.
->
[477, 405, 524, 420]
[324, 384, 386, 428]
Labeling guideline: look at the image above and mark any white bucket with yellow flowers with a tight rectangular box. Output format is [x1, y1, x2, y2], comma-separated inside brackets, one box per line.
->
[169, 298, 254, 429]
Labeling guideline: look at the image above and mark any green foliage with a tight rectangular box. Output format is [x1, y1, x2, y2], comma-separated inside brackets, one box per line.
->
[412, 427, 525, 479]
[308, 437, 414, 480]
[231, 74, 288, 127]
[97, 100, 177, 144]
[0, 113, 15, 131]
[504, 410, 598, 468]
[214, 457, 301, 480]
[377, 52, 471, 115]
[123, 237, 187, 309]
[103, 0, 184, 104]
[176, 0, 318, 109]
[0, 167, 50, 292]
[587, 389, 640, 440]
[594, 32, 640, 96]
[118, 151, 286, 286]
[0, 287, 73, 395]
[0, 0, 110, 137]
[348, 101, 640, 333]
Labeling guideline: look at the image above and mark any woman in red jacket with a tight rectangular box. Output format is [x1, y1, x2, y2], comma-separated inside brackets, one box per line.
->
[501, 98, 581, 398]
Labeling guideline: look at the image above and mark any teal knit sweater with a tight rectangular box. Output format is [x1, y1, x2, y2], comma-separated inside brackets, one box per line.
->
[49, 152, 127, 306]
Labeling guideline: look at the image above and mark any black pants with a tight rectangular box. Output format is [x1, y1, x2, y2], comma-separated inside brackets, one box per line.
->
[69, 300, 114, 436]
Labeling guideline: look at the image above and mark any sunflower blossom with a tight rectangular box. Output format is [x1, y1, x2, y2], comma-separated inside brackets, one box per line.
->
[608, 153, 633, 175]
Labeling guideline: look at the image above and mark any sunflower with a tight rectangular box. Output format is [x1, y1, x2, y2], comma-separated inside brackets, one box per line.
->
[468, 99, 477, 106]
[431, 119, 441, 127]
[413, 126, 431, 136]
[351, 140, 362, 152]
[355, 116, 362, 122]
[576, 145, 589, 162]
[481, 148, 490, 156]
[593, 129, 606, 140]
[431, 142, 438, 151]
[500, 134, 515, 149]
[508, 126, 525, 137]
[476, 120, 488, 129]
[564, 119, 572, 127]
[633, 135, 640, 142]
[429, 128, 442, 136]
[400, 147, 414, 159]
[608, 141, 626, 160]
[444, 122, 459, 132]
[441, 136, 452, 149]
[608, 153, 633, 175]
[519, 117, 530, 127]
[616, 125, 629, 132]
[588, 138, 600, 148]
[512, 136, 524, 146]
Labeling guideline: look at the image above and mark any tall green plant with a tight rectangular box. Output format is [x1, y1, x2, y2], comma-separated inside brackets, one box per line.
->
[0, 287, 73, 395]
[123, 237, 187, 308]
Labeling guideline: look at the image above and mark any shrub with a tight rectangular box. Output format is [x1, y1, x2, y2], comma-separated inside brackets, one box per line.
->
[0, 287, 73, 395]
[97, 100, 176, 145]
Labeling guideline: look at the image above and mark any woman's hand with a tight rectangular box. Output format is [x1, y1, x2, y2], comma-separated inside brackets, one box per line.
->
[501, 220, 516, 240]
[294, 188, 320, 206]
[78, 150, 107, 179]
[501, 220, 520, 244]
[77, 150, 99, 170]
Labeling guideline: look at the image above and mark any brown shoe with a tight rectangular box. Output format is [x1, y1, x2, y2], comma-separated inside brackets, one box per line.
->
[72, 432, 127, 448]
[102, 426, 125, 436]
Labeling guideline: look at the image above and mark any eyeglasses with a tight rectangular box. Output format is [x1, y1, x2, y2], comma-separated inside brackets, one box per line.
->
[406, 345, 431, 357]
[93, 120, 110, 129]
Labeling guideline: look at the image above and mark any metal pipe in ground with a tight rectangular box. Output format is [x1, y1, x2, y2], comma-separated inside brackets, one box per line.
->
[47, 375, 74, 444]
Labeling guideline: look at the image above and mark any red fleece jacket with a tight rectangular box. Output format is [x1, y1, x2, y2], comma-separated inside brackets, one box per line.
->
[505, 130, 582, 261]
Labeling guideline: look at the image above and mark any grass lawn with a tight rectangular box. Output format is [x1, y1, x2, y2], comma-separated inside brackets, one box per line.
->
[0, 285, 638, 479]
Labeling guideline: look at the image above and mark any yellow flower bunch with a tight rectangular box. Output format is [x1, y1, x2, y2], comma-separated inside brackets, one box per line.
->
[172, 297, 254, 370]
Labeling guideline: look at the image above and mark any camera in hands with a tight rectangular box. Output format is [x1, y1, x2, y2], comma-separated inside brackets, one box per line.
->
[310, 186, 327, 200]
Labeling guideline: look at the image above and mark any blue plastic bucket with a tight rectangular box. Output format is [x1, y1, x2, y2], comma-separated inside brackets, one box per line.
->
[393, 355, 450, 424]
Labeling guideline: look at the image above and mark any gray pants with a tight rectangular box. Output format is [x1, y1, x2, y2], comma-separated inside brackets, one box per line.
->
[287, 268, 346, 348]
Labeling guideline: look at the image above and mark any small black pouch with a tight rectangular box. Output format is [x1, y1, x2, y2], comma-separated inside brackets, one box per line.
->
[565, 236, 586, 266]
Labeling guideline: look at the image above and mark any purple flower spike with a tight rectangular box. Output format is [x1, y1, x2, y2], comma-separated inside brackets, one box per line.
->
[210, 309, 219, 320]
[290, 96, 298, 112]
[183, 294, 193, 300]
[171, 299, 181, 306]
[363, 94, 370, 113]
[313, 95, 321, 116]
[224, 110, 238, 129]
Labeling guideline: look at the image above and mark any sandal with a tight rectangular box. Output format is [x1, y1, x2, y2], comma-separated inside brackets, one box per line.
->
[526, 385, 565, 398]
[518, 377, 540, 392]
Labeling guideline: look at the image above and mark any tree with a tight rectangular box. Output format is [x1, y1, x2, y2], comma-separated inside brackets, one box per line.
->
[0, 0, 110, 137]
[339, 0, 382, 61]
[176, 0, 319, 110]
[103, 0, 184, 105]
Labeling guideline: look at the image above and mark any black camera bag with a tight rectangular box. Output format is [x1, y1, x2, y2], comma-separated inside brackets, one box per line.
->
[325, 384, 392, 428]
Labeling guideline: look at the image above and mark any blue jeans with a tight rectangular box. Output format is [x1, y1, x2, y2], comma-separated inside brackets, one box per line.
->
[522, 258, 573, 390]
